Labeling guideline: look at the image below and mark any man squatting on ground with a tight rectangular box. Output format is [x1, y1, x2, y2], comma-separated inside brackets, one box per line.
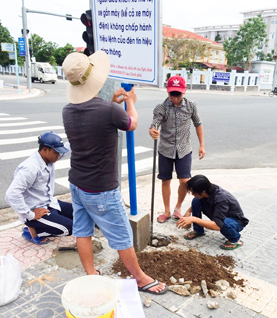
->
[149, 75, 205, 224]
[177, 175, 249, 250]
[62, 50, 167, 294]
[5, 132, 73, 245]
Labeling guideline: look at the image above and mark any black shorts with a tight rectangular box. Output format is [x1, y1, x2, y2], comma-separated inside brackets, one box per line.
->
[158, 152, 192, 180]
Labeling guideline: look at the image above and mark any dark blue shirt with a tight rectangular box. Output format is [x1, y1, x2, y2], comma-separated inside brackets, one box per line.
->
[200, 185, 249, 229]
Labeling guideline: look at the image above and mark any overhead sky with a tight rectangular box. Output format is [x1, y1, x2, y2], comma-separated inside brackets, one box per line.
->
[1, 0, 277, 48]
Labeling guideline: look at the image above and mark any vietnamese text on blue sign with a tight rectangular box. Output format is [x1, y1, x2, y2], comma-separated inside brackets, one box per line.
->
[212, 72, 230, 82]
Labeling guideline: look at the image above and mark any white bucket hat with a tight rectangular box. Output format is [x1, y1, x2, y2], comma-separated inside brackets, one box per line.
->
[62, 51, 110, 104]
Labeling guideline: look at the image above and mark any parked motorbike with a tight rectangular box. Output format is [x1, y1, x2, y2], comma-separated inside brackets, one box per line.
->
[269, 88, 277, 97]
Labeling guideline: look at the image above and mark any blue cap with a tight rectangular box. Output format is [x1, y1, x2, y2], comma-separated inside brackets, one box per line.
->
[38, 132, 68, 154]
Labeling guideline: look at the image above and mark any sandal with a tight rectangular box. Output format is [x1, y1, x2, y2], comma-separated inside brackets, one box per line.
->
[96, 269, 103, 275]
[157, 214, 171, 223]
[184, 231, 205, 240]
[172, 209, 182, 221]
[22, 232, 50, 245]
[138, 279, 168, 295]
[220, 240, 243, 250]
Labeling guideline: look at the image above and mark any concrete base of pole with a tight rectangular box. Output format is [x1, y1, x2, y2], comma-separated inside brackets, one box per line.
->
[128, 209, 150, 252]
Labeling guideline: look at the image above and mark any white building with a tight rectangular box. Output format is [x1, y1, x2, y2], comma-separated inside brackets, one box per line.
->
[194, 8, 277, 56]
[193, 25, 240, 45]
[242, 8, 277, 56]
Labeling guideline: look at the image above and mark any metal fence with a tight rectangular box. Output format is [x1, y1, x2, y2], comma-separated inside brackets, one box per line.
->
[1, 64, 270, 91]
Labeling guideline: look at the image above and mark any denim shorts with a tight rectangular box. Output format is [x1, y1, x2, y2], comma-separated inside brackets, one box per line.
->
[69, 183, 133, 250]
[158, 152, 192, 180]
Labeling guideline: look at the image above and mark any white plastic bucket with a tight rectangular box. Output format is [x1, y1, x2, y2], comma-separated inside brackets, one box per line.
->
[61, 276, 119, 318]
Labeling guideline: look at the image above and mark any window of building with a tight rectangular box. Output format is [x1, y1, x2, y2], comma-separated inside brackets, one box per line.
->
[270, 32, 275, 39]
[271, 17, 277, 24]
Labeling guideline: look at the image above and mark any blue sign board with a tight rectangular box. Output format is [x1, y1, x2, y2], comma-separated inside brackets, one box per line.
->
[212, 72, 230, 82]
[9, 52, 15, 60]
[18, 37, 26, 57]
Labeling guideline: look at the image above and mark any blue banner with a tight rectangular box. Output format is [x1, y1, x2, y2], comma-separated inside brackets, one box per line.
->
[212, 72, 230, 82]
[18, 37, 26, 57]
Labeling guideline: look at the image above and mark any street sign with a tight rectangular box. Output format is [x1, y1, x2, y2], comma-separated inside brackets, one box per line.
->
[1, 43, 14, 52]
[18, 37, 26, 57]
[9, 52, 15, 60]
[212, 72, 230, 82]
[91, 0, 161, 86]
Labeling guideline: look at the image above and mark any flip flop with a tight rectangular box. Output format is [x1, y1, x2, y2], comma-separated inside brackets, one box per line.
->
[172, 209, 182, 221]
[220, 240, 243, 250]
[22, 232, 50, 245]
[184, 231, 205, 240]
[23, 227, 29, 233]
[96, 269, 103, 276]
[157, 214, 171, 223]
[138, 279, 168, 295]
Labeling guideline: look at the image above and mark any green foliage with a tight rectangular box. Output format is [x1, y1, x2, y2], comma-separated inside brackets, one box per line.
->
[223, 14, 267, 70]
[215, 34, 221, 42]
[53, 43, 75, 65]
[163, 34, 207, 70]
[1, 25, 75, 68]
[0, 20, 14, 66]
[257, 50, 277, 61]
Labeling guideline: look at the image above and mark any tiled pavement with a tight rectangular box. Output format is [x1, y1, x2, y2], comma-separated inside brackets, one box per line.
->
[1, 167, 277, 317]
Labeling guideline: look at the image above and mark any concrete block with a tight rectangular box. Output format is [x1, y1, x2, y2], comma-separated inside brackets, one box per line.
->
[128, 208, 150, 252]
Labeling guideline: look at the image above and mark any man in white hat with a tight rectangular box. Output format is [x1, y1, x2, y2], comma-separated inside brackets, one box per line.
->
[62, 51, 167, 295]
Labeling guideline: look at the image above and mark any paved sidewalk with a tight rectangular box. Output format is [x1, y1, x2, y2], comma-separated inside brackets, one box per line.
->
[0, 83, 42, 100]
[1, 168, 277, 317]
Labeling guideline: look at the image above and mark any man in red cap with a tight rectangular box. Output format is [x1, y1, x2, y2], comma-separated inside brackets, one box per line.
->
[149, 75, 205, 224]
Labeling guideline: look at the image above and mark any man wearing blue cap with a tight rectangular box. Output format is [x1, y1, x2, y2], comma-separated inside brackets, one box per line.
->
[5, 131, 73, 245]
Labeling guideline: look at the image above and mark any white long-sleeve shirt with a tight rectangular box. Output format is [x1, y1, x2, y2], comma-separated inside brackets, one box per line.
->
[5, 143, 70, 223]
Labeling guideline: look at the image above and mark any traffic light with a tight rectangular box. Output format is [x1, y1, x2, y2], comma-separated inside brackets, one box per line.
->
[81, 10, 94, 56]
[190, 68, 193, 73]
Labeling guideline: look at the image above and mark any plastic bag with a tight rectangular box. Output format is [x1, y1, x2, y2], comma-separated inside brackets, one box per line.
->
[0, 254, 22, 306]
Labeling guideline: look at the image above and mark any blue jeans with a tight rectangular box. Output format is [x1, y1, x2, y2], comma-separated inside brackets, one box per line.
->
[70, 183, 133, 250]
[191, 198, 244, 243]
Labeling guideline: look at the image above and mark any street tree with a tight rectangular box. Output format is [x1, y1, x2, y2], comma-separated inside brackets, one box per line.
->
[257, 50, 277, 62]
[163, 33, 187, 69]
[0, 21, 14, 67]
[53, 43, 75, 65]
[163, 34, 207, 69]
[223, 14, 267, 70]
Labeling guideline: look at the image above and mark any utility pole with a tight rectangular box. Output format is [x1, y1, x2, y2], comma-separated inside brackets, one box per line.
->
[20, 0, 79, 92]
[22, 0, 32, 93]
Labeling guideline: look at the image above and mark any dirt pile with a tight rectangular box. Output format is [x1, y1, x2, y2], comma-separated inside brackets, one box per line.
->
[112, 247, 245, 289]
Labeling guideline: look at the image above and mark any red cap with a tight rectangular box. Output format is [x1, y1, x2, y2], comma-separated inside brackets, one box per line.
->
[167, 76, 186, 93]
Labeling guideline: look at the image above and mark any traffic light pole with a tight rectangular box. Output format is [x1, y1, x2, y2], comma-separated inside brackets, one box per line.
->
[21, 0, 79, 92]
[22, 0, 32, 93]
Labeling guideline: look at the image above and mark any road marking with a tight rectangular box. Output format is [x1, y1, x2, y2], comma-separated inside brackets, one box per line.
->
[0, 148, 38, 159]
[0, 121, 46, 127]
[55, 155, 156, 188]
[0, 133, 67, 146]
[122, 146, 151, 156]
[0, 145, 152, 161]
[0, 113, 9, 116]
[121, 157, 155, 176]
[0, 117, 28, 121]
[0, 126, 64, 135]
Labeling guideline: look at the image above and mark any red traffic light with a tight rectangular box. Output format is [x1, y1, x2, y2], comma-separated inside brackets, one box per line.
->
[81, 11, 92, 27]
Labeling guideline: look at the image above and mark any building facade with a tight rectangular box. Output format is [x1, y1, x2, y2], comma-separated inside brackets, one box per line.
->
[241, 8, 277, 56]
[193, 25, 240, 45]
[163, 25, 228, 70]
[194, 8, 277, 57]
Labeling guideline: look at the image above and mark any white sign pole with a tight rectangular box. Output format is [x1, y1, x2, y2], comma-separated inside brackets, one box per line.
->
[91, 0, 160, 86]
[14, 43, 21, 95]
